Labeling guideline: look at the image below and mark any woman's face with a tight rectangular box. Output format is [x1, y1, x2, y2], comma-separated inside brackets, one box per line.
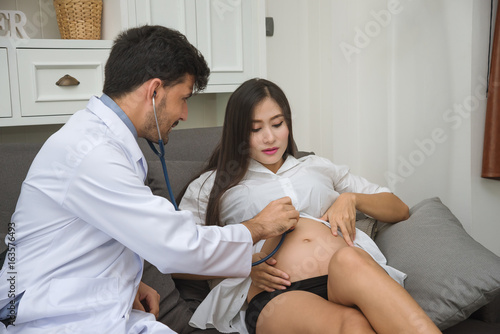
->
[249, 97, 289, 173]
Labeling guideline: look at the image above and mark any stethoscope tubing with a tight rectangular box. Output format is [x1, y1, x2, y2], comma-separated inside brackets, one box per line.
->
[147, 139, 179, 211]
[148, 92, 179, 211]
[251, 230, 292, 266]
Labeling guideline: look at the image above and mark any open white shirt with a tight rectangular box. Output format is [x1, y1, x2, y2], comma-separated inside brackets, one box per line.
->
[180, 155, 407, 333]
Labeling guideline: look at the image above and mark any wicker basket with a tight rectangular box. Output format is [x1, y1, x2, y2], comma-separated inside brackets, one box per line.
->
[53, 0, 103, 40]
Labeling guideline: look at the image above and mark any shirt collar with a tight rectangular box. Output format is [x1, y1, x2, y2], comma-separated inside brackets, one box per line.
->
[99, 94, 138, 139]
[247, 155, 300, 175]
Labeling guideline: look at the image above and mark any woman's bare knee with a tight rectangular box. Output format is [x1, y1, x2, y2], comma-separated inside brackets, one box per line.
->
[338, 308, 374, 334]
[329, 247, 371, 271]
[327, 247, 382, 304]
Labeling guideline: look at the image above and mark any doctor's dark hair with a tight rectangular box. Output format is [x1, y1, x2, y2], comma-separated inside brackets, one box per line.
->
[182, 78, 295, 227]
[103, 25, 209, 98]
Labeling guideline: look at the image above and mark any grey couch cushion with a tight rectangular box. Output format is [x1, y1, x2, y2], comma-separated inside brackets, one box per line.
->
[141, 262, 223, 334]
[0, 143, 43, 254]
[442, 318, 500, 334]
[141, 262, 194, 334]
[139, 127, 222, 163]
[375, 197, 500, 330]
[146, 160, 206, 203]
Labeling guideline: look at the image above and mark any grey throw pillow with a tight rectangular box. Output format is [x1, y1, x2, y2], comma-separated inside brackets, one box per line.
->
[355, 217, 377, 239]
[375, 197, 500, 330]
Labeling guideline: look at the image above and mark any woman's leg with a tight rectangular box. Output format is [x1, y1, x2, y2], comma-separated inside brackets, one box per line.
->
[255, 290, 375, 334]
[327, 247, 441, 334]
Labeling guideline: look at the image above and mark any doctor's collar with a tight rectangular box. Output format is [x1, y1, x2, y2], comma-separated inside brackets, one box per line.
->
[99, 94, 138, 139]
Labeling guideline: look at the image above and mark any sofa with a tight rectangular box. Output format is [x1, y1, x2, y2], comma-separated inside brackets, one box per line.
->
[1, 126, 500, 333]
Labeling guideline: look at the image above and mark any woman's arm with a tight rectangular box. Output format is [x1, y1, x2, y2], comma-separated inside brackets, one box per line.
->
[321, 192, 409, 246]
[347, 192, 409, 223]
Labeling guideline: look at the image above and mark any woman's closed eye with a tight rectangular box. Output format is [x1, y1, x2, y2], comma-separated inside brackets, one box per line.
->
[251, 121, 283, 133]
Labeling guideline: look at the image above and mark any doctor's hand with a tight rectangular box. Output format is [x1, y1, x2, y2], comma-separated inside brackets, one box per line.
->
[133, 281, 161, 319]
[321, 193, 357, 247]
[242, 197, 299, 244]
[250, 253, 291, 292]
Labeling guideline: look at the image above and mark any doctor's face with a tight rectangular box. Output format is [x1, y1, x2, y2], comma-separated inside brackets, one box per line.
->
[147, 75, 194, 144]
[249, 97, 290, 173]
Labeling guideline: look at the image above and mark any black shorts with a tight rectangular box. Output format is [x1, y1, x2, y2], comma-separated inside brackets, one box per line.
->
[245, 275, 328, 334]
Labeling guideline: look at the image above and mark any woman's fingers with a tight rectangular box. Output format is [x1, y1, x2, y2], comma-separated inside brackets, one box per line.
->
[257, 271, 291, 291]
[251, 255, 291, 291]
[329, 215, 355, 246]
[338, 222, 354, 247]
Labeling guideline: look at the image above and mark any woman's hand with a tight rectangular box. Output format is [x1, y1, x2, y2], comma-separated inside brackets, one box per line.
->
[321, 193, 357, 247]
[321, 192, 410, 247]
[250, 252, 291, 292]
[133, 281, 161, 319]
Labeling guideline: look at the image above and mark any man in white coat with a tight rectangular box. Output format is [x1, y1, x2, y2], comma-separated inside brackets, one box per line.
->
[0, 25, 298, 333]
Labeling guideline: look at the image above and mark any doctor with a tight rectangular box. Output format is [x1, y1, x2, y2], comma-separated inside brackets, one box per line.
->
[0, 25, 299, 333]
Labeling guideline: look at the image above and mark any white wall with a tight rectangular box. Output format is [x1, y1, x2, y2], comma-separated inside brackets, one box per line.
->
[266, 0, 500, 256]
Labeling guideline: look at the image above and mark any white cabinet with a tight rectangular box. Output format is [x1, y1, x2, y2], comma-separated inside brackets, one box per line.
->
[17, 48, 109, 117]
[131, 0, 197, 41]
[128, 0, 266, 92]
[0, 0, 265, 126]
[0, 39, 111, 127]
[0, 48, 12, 118]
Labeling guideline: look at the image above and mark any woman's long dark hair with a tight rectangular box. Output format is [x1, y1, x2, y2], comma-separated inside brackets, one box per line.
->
[185, 78, 296, 226]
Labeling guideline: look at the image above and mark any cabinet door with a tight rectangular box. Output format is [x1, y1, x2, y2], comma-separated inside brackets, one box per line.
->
[130, 0, 265, 92]
[0, 48, 12, 118]
[195, 0, 259, 90]
[133, 0, 197, 45]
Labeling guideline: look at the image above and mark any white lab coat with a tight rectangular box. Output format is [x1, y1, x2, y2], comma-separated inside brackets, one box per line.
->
[0, 96, 253, 333]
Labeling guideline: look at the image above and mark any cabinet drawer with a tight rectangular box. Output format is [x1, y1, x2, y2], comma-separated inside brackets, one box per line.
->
[0, 48, 12, 118]
[17, 48, 109, 117]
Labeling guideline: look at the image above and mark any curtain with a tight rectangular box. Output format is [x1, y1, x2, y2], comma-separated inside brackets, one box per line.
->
[483, 3, 500, 180]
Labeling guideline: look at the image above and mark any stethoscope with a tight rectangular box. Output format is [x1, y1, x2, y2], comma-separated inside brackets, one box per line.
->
[147, 91, 179, 211]
[147, 91, 288, 265]
[251, 230, 291, 266]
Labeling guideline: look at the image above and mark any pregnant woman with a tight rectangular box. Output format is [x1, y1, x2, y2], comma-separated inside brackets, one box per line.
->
[179, 78, 441, 334]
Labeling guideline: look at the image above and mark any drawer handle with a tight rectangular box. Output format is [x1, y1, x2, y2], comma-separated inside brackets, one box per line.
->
[56, 74, 80, 87]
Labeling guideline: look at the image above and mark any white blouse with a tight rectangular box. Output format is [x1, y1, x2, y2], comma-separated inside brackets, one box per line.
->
[180, 155, 406, 333]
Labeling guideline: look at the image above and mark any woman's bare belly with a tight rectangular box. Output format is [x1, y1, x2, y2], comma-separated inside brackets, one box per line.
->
[247, 217, 348, 302]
